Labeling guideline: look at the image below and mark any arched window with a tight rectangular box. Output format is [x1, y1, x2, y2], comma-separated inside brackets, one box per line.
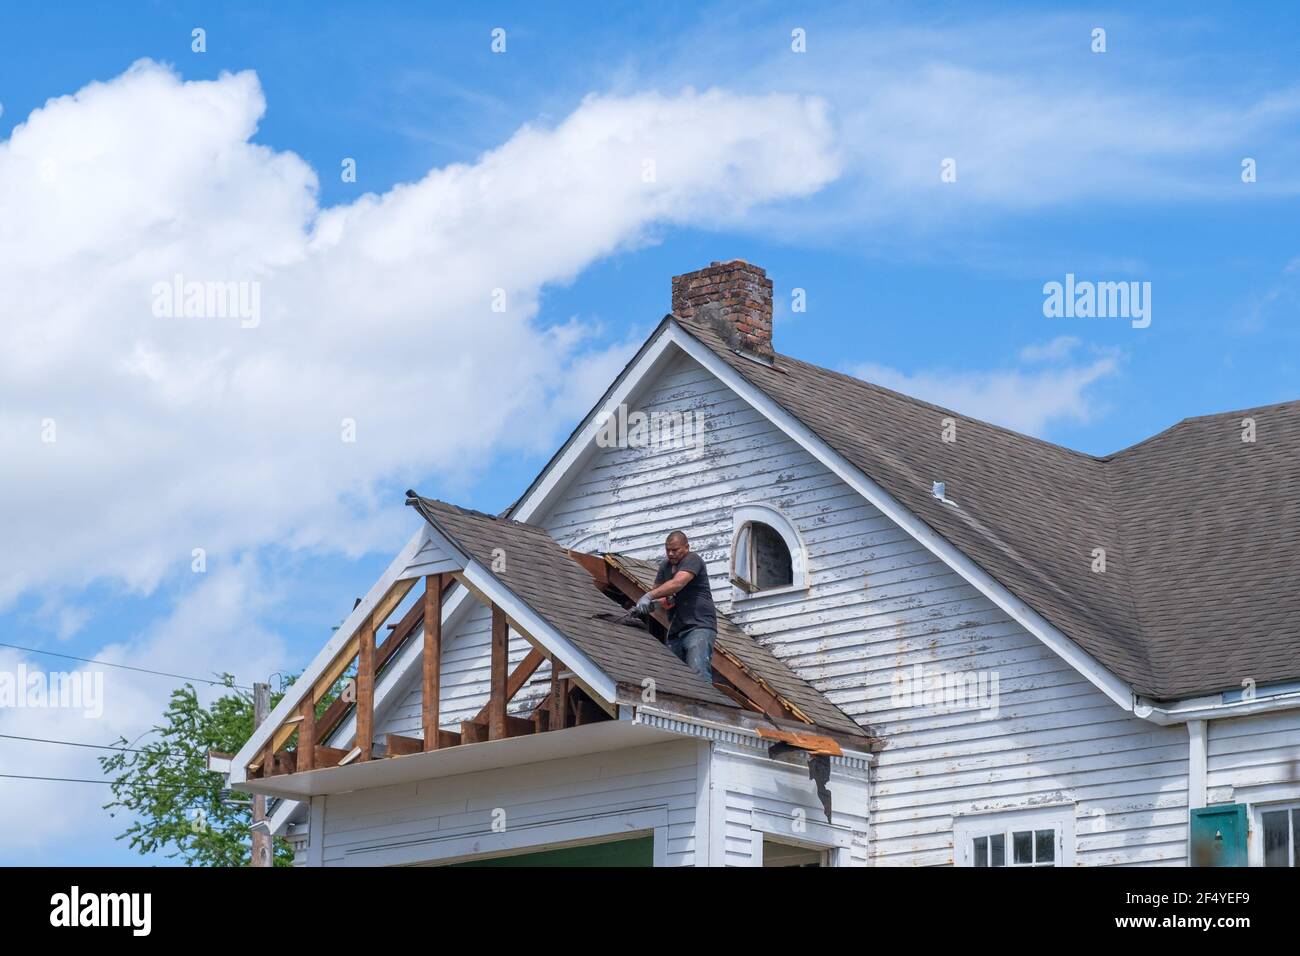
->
[730, 505, 806, 598]
[564, 528, 611, 554]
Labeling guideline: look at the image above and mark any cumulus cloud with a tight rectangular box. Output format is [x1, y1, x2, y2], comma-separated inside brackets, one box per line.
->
[0, 60, 839, 605]
[0, 561, 288, 858]
[849, 341, 1119, 436]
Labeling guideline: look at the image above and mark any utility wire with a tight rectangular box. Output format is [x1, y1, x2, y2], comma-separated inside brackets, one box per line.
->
[0, 732, 193, 758]
[0, 641, 251, 690]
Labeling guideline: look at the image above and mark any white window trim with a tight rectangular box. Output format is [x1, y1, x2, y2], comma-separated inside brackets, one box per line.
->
[564, 528, 611, 554]
[730, 504, 807, 602]
[1248, 798, 1300, 867]
[953, 805, 1076, 867]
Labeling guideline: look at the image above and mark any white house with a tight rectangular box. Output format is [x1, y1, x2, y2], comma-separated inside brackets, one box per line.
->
[230, 260, 1300, 867]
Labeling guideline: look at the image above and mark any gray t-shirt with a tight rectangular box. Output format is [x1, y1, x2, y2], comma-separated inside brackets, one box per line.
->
[654, 552, 717, 636]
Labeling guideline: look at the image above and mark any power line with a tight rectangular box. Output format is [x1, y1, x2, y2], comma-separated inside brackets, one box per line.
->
[0, 772, 231, 798]
[0, 641, 251, 690]
[0, 732, 191, 757]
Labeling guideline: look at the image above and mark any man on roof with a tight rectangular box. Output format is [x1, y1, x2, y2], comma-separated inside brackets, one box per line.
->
[634, 530, 718, 683]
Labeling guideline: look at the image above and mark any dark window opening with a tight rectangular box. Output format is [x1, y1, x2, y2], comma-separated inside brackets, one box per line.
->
[732, 520, 794, 593]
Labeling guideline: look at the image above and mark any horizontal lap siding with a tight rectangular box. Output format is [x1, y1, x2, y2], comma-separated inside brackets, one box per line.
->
[538, 352, 1188, 866]
[319, 740, 700, 866]
[1206, 711, 1300, 803]
[713, 747, 870, 866]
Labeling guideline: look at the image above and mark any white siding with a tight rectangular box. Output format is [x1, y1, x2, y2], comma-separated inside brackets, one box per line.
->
[535, 351, 1189, 865]
[1206, 710, 1300, 806]
[712, 745, 870, 866]
[316, 740, 700, 866]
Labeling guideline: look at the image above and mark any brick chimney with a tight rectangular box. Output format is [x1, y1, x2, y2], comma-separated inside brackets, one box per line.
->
[671, 260, 773, 359]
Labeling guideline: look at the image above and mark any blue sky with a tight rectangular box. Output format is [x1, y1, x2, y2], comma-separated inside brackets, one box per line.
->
[0, 2, 1297, 863]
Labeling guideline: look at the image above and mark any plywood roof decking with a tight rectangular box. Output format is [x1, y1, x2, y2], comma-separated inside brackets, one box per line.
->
[407, 495, 739, 710]
[607, 552, 869, 739]
[674, 312, 1300, 701]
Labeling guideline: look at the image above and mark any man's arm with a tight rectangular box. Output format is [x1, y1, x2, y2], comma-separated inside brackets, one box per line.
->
[635, 570, 695, 613]
[642, 570, 694, 602]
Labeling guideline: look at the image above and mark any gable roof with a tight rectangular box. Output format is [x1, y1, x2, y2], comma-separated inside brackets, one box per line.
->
[671, 312, 1300, 701]
[407, 495, 738, 710]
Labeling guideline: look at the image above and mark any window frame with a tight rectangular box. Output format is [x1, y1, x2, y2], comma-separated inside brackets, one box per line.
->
[953, 805, 1075, 868]
[1249, 799, 1300, 867]
[729, 505, 807, 601]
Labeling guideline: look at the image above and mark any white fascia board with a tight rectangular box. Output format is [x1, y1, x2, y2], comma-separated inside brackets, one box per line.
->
[267, 795, 306, 836]
[517, 320, 1137, 715]
[229, 523, 441, 783]
[458, 558, 617, 704]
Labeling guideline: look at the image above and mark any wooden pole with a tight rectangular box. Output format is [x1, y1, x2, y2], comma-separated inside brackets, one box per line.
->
[489, 605, 508, 740]
[251, 682, 273, 868]
[297, 692, 316, 772]
[422, 574, 443, 751]
[357, 619, 375, 761]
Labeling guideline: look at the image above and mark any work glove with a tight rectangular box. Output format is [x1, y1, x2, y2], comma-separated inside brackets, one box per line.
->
[634, 593, 655, 615]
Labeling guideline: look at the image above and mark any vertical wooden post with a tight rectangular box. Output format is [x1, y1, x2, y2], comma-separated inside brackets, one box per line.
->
[550, 655, 567, 730]
[297, 692, 316, 772]
[422, 574, 443, 751]
[251, 682, 273, 867]
[489, 605, 508, 740]
[357, 618, 376, 761]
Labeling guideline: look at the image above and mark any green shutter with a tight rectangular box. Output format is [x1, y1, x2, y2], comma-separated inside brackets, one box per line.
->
[1189, 804, 1248, 866]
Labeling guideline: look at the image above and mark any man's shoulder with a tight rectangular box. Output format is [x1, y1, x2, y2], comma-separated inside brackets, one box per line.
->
[679, 552, 706, 575]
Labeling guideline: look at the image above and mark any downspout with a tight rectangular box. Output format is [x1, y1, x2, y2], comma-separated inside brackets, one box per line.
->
[1187, 719, 1207, 811]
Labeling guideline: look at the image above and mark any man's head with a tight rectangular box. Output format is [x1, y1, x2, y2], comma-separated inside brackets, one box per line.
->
[665, 530, 689, 564]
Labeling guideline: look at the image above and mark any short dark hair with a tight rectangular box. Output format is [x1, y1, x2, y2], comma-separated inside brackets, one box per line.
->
[665, 530, 688, 547]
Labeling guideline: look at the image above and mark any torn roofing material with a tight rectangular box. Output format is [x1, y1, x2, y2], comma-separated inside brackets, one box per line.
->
[607, 552, 869, 739]
[674, 312, 1300, 701]
[406, 494, 738, 710]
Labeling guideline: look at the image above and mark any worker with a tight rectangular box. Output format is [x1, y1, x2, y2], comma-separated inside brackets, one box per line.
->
[634, 530, 717, 682]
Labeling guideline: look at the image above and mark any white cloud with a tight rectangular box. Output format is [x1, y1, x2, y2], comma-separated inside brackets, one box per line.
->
[0, 60, 839, 606]
[641, 13, 1300, 236]
[1019, 335, 1083, 363]
[0, 561, 288, 858]
[848, 349, 1119, 436]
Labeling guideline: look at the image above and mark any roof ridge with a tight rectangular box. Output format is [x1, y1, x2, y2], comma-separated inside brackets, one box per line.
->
[673, 315, 1103, 463]
[1105, 397, 1300, 460]
[406, 492, 553, 536]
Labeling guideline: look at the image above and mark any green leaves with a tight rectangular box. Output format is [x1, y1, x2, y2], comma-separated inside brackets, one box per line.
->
[98, 679, 294, 867]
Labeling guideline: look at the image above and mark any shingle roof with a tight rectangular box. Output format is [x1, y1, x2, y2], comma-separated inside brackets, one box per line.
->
[407, 496, 738, 710]
[607, 553, 869, 738]
[673, 313, 1300, 701]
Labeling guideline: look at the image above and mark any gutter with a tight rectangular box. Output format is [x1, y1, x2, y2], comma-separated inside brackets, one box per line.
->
[1134, 687, 1300, 725]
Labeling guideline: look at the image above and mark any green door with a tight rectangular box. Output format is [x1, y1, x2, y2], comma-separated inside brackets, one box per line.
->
[445, 835, 653, 867]
[1189, 804, 1248, 866]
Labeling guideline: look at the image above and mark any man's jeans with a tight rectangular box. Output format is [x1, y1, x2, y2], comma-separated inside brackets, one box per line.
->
[667, 627, 717, 683]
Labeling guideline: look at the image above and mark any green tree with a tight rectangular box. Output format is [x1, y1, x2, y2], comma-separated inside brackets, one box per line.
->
[99, 679, 296, 867]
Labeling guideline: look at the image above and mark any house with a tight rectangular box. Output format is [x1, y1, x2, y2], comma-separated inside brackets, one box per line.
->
[230, 259, 1300, 867]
